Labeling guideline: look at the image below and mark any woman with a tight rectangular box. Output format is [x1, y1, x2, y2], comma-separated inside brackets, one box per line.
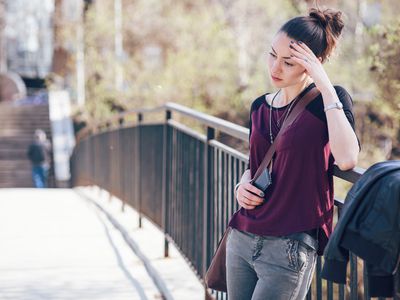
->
[226, 7, 360, 300]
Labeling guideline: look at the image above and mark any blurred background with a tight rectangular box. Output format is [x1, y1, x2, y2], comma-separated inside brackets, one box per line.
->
[0, 0, 399, 178]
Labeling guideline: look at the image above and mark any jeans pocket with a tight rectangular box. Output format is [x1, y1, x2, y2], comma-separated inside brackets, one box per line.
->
[286, 239, 308, 272]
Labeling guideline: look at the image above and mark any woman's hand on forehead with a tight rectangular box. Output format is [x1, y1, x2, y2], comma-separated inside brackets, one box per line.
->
[289, 40, 332, 91]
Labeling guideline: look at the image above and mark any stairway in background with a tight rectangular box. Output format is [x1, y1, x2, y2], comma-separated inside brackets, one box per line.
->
[0, 103, 53, 188]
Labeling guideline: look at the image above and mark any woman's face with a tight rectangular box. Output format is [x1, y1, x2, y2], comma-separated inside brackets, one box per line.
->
[267, 32, 309, 88]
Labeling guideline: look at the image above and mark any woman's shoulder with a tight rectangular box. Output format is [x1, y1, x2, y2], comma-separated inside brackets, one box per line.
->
[250, 93, 269, 113]
[333, 85, 354, 107]
[306, 85, 355, 121]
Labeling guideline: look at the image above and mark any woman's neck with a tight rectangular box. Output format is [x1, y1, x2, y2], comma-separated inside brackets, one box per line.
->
[279, 79, 313, 106]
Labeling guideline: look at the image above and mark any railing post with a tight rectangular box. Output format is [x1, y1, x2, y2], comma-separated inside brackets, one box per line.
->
[349, 253, 358, 300]
[162, 109, 172, 257]
[203, 126, 215, 299]
[138, 113, 143, 228]
[119, 117, 126, 212]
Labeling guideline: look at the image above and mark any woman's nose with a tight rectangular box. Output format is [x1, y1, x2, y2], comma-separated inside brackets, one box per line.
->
[271, 60, 281, 73]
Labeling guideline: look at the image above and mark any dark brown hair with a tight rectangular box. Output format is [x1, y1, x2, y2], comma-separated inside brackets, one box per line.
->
[279, 8, 344, 63]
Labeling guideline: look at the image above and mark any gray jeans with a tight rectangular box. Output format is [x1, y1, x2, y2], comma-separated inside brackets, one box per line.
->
[226, 228, 317, 300]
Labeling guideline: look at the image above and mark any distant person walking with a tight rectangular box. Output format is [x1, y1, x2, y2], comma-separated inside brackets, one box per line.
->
[27, 129, 51, 188]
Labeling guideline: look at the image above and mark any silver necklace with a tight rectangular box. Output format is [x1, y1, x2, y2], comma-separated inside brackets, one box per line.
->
[268, 90, 281, 144]
[269, 91, 299, 144]
[275, 99, 292, 128]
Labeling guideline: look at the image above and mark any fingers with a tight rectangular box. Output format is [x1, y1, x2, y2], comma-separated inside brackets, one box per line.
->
[290, 55, 307, 67]
[237, 193, 257, 209]
[242, 182, 265, 198]
[289, 41, 319, 65]
[290, 40, 312, 57]
[296, 41, 319, 61]
[236, 183, 264, 210]
[242, 192, 264, 206]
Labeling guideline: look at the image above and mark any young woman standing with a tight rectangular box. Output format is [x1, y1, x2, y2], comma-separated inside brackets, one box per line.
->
[226, 7, 360, 300]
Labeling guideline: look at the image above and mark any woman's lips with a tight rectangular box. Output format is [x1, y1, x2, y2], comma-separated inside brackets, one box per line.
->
[271, 75, 282, 81]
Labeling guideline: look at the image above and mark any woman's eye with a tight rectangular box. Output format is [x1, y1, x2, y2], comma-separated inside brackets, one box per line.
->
[269, 52, 293, 66]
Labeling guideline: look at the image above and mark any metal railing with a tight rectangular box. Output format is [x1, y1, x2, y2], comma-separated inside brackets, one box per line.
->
[71, 102, 392, 300]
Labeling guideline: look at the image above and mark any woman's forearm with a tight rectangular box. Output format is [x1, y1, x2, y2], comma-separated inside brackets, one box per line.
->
[320, 86, 359, 170]
[235, 168, 256, 199]
[240, 169, 252, 183]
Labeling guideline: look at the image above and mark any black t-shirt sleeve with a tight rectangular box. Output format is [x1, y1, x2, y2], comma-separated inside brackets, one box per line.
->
[306, 85, 360, 150]
[335, 86, 355, 130]
[334, 86, 361, 150]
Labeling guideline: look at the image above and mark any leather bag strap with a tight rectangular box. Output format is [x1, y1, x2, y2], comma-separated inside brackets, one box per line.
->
[252, 87, 321, 181]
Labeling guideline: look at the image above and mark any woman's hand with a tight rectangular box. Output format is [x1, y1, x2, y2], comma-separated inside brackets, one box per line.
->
[236, 182, 265, 210]
[289, 40, 332, 93]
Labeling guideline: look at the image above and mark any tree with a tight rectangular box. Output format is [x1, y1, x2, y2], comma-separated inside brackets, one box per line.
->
[367, 20, 400, 159]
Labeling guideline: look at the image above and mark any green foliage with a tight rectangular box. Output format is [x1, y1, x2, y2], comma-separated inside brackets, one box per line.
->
[72, 0, 299, 123]
[369, 22, 400, 115]
[142, 3, 239, 112]
[365, 20, 400, 159]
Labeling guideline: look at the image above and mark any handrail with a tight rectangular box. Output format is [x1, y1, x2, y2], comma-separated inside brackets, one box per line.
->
[333, 165, 365, 183]
[77, 102, 365, 181]
[77, 102, 249, 142]
[164, 103, 249, 141]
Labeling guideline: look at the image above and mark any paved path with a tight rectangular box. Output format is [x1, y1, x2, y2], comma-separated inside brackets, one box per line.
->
[0, 188, 204, 300]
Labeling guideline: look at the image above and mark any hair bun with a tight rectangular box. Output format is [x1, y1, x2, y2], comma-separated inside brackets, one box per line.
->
[309, 8, 344, 37]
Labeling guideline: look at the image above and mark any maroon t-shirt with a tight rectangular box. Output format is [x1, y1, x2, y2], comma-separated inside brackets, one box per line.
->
[228, 83, 358, 255]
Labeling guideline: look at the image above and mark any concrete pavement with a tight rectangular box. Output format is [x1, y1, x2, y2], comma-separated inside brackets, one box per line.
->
[0, 188, 204, 300]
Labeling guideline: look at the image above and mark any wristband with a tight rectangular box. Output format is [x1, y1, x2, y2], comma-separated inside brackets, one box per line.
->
[324, 101, 343, 112]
